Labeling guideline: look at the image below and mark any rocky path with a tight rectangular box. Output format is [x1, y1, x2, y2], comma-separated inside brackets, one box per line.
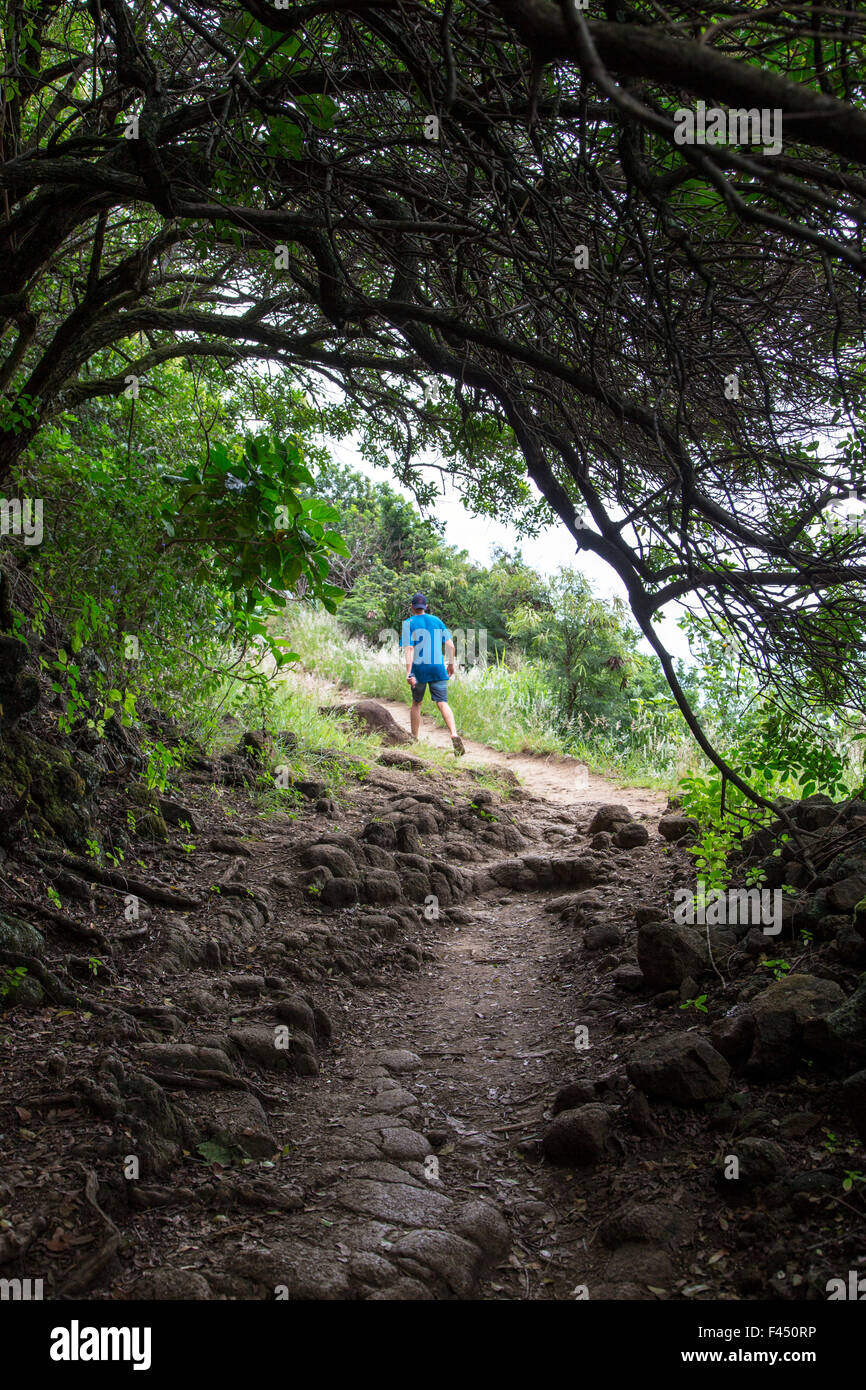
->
[305, 669, 667, 814]
[4, 715, 864, 1304]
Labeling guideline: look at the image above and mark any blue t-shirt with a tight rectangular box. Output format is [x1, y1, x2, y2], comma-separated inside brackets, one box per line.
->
[401, 613, 452, 683]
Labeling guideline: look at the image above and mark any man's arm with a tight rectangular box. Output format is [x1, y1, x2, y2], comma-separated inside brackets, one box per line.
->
[445, 637, 455, 677]
[400, 619, 416, 684]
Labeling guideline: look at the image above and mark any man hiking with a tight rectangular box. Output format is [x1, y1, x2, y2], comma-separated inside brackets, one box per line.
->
[400, 593, 465, 756]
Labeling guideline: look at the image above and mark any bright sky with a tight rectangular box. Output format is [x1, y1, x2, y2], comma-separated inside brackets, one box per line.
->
[326, 432, 694, 662]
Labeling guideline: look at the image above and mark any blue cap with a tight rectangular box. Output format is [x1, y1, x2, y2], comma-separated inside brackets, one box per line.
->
[410, 593, 427, 609]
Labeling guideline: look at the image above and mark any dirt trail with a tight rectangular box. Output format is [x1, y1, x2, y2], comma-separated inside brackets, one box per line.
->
[308, 671, 666, 816]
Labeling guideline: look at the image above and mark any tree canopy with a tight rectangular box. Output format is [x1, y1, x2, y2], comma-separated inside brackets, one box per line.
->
[3, 0, 866, 800]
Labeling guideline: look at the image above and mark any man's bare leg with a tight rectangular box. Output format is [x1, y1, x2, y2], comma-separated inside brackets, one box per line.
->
[410, 699, 422, 738]
[435, 700, 464, 754]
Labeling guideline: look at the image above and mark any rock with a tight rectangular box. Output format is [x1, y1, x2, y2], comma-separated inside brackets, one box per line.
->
[590, 832, 612, 850]
[375, 1049, 423, 1073]
[158, 798, 198, 831]
[177, 1090, 276, 1159]
[320, 877, 360, 909]
[274, 995, 317, 1036]
[747, 974, 845, 1078]
[229, 1023, 318, 1075]
[136, 809, 169, 841]
[449, 1200, 510, 1262]
[227, 973, 265, 996]
[368, 1087, 418, 1115]
[714, 1137, 787, 1192]
[131, 1269, 212, 1299]
[611, 963, 644, 992]
[803, 975, 866, 1066]
[541, 1104, 616, 1163]
[300, 843, 359, 878]
[584, 923, 623, 951]
[637, 920, 708, 991]
[552, 1081, 597, 1115]
[138, 1044, 235, 1074]
[615, 822, 650, 849]
[588, 804, 633, 833]
[599, 1202, 691, 1249]
[320, 700, 413, 746]
[626, 1088, 662, 1137]
[635, 904, 665, 926]
[658, 814, 698, 843]
[842, 1069, 866, 1144]
[709, 1011, 756, 1068]
[338, 1178, 452, 1226]
[362, 869, 403, 904]
[379, 1129, 432, 1161]
[827, 876, 866, 913]
[210, 836, 251, 857]
[389, 1229, 483, 1298]
[626, 1033, 730, 1105]
[0, 913, 44, 957]
[295, 779, 327, 800]
[378, 750, 424, 770]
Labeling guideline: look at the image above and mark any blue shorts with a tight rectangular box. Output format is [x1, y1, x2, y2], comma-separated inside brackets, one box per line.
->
[411, 679, 448, 704]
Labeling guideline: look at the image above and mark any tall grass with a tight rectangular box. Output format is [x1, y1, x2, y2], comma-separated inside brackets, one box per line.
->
[276, 605, 694, 782]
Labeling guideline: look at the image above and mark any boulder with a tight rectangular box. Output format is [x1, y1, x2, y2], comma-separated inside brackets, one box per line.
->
[299, 843, 359, 879]
[626, 1033, 730, 1105]
[552, 1080, 598, 1115]
[637, 920, 708, 991]
[320, 700, 413, 746]
[803, 974, 866, 1067]
[658, 814, 698, 843]
[747, 973, 845, 1078]
[320, 877, 360, 909]
[588, 804, 632, 834]
[714, 1137, 787, 1192]
[542, 1104, 617, 1163]
[615, 822, 649, 849]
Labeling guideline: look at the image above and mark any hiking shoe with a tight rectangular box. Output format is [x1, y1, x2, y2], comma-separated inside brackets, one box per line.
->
[451, 735, 465, 757]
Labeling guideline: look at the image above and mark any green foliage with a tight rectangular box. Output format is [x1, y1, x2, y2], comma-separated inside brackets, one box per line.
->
[680, 994, 708, 1014]
[12, 358, 349, 756]
[0, 965, 28, 1000]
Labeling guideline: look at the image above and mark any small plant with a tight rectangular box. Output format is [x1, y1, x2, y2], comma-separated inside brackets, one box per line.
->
[106, 847, 124, 868]
[799, 927, 814, 946]
[126, 810, 137, 834]
[842, 1170, 866, 1193]
[179, 842, 196, 854]
[307, 882, 322, 896]
[760, 958, 791, 980]
[85, 837, 100, 859]
[46, 884, 63, 911]
[87, 957, 103, 977]
[143, 738, 175, 793]
[680, 994, 709, 1014]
